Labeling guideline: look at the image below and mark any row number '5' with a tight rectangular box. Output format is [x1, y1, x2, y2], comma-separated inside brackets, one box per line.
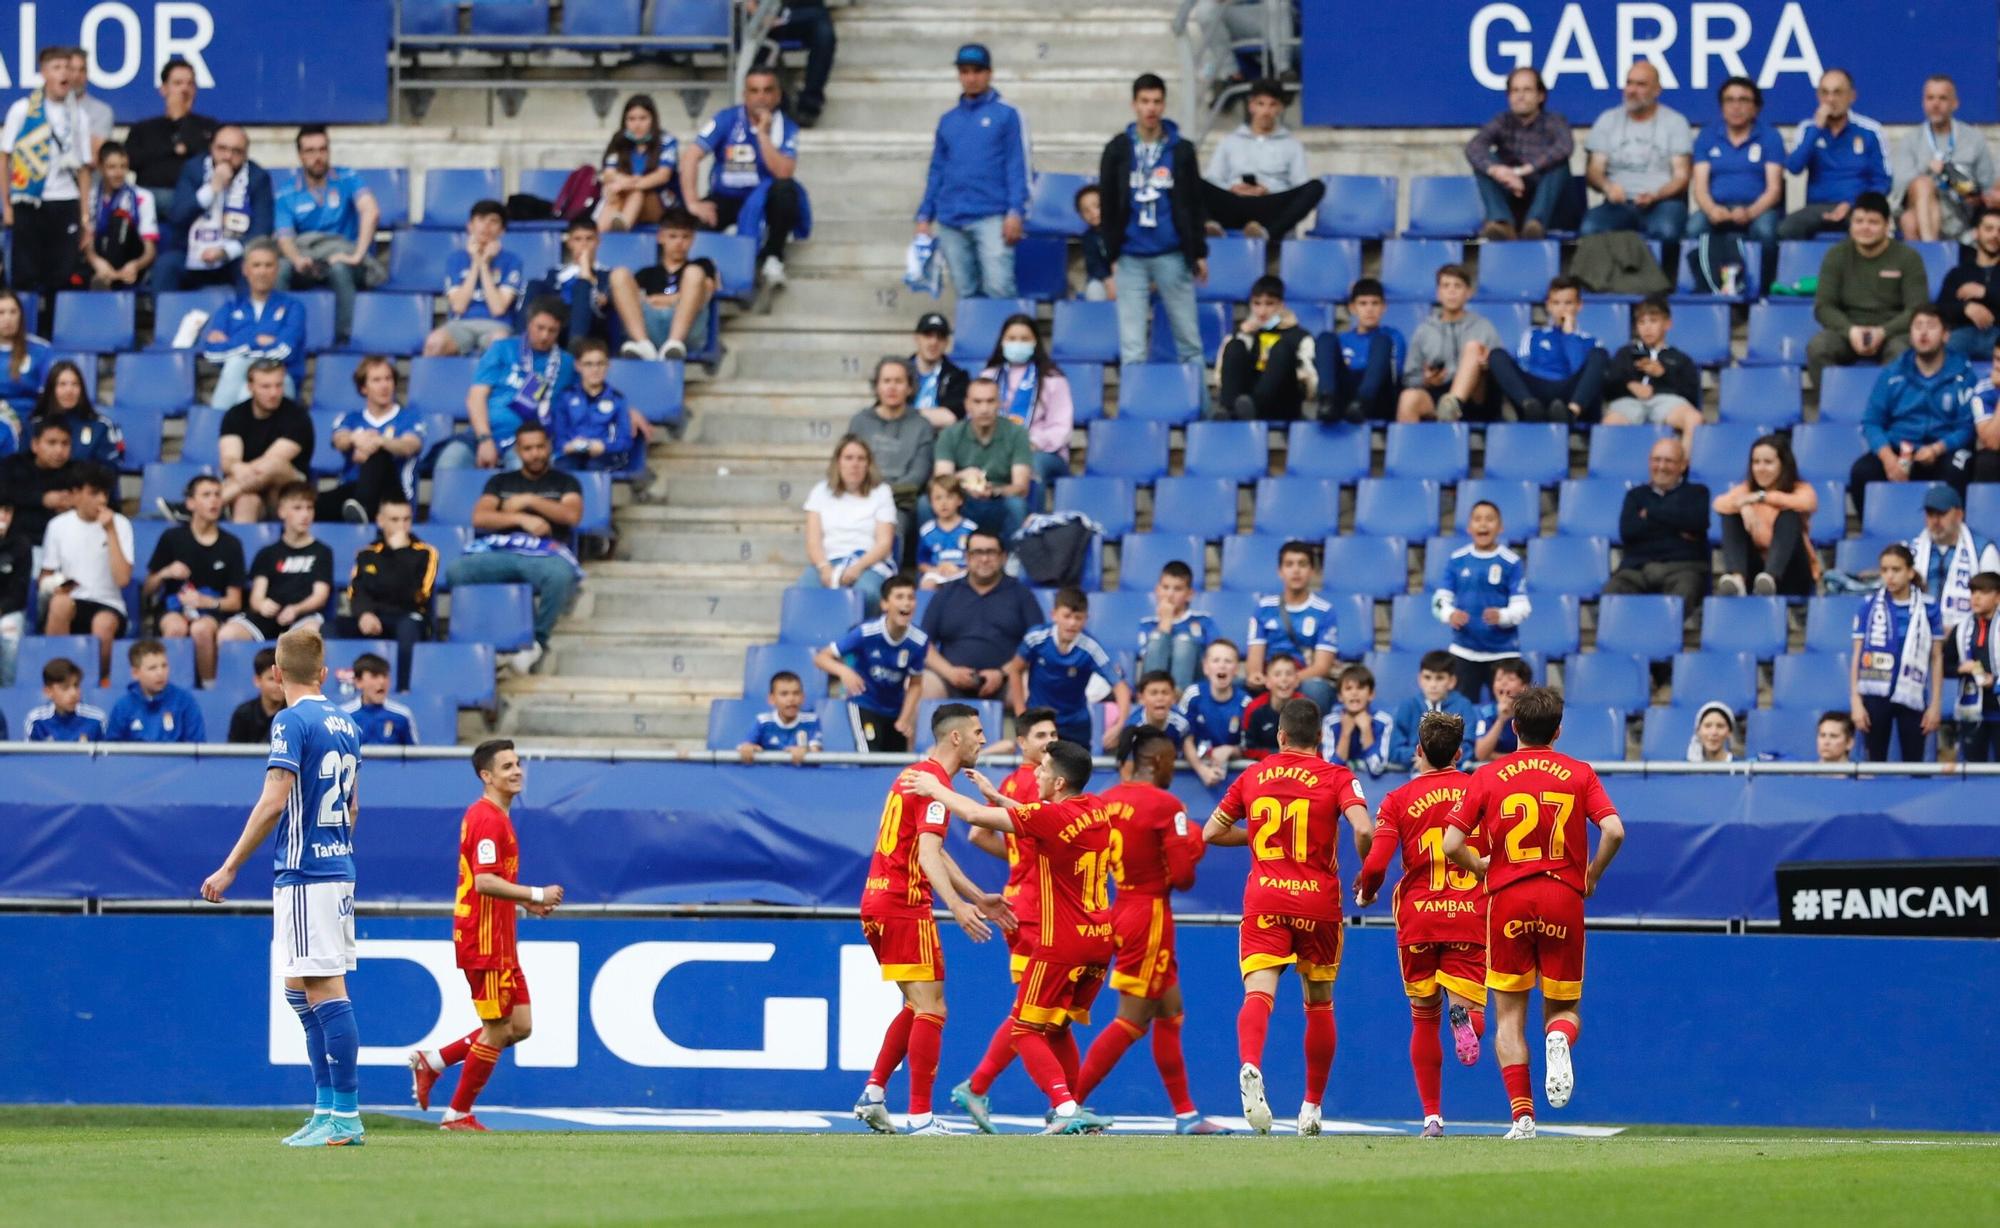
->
[1250, 796, 1310, 862]
[1500, 791, 1574, 864]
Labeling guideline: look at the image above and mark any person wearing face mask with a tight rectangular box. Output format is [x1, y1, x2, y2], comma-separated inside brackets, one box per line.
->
[1215, 275, 1317, 421]
[979, 314, 1073, 497]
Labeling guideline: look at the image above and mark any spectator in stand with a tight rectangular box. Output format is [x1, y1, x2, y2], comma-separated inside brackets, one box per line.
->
[737, 670, 822, 764]
[909, 312, 968, 429]
[1007, 586, 1131, 746]
[1386, 650, 1482, 771]
[1114, 668, 1192, 758]
[597, 95, 681, 232]
[1245, 539, 1340, 710]
[1603, 296, 1703, 447]
[1712, 434, 1819, 598]
[1320, 663, 1392, 778]
[319, 356, 426, 524]
[980, 314, 1072, 493]
[1687, 76, 1786, 273]
[1816, 711, 1856, 763]
[341, 493, 439, 689]
[932, 377, 1032, 543]
[1779, 69, 1889, 240]
[424, 199, 522, 357]
[1686, 701, 1735, 763]
[84, 141, 159, 289]
[1138, 559, 1217, 692]
[539, 216, 610, 346]
[1893, 75, 2000, 244]
[1320, 277, 1404, 425]
[553, 339, 647, 474]
[1978, 337, 2000, 485]
[341, 653, 417, 747]
[916, 43, 1029, 300]
[800, 434, 897, 615]
[684, 66, 806, 289]
[1944, 571, 2000, 762]
[758, 0, 835, 128]
[1075, 184, 1113, 301]
[211, 359, 314, 523]
[106, 638, 203, 743]
[919, 529, 1044, 701]
[201, 240, 307, 409]
[1, 47, 94, 315]
[1473, 657, 1534, 762]
[1807, 193, 1929, 388]
[0, 290, 53, 424]
[38, 463, 131, 683]
[1466, 66, 1573, 241]
[1941, 208, 2000, 359]
[226, 647, 283, 744]
[0, 417, 73, 545]
[26, 656, 105, 741]
[219, 482, 332, 647]
[1907, 484, 1999, 633]
[157, 124, 272, 292]
[1216, 274, 1317, 421]
[123, 59, 216, 217]
[1606, 436, 1712, 604]
[1488, 275, 1608, 423]
[1199, 79, 1325, 242]
[609, 207, 714, 362]
[816, 572, 929, 753]
[1432, 499, 1529, 702]
[1850, 542, 1943, 763]
[1100, 74, 1207, 368]
[33, 360, 122, 469]
[1241, 651, 1300, 758]
[436, 299, 577, 472]
[1850, 305, 1976, 519]
[274, 126, 384, 344]
[916, 472, 972, 590]
[1182, 638, 1248, 785]
[1580, 61, 1693, 247]
[847, 358, 935, 550]
[143, 473, 243, 684]
[66, 48, 110, 162]
[1397, 264, 1502, 423]
[0, 492, 27, 685]
[450, 421, 584, 675]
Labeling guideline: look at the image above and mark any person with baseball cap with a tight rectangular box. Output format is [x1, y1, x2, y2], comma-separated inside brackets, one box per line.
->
[909, 312, 970, 430]
[916, 43, 1031, 301]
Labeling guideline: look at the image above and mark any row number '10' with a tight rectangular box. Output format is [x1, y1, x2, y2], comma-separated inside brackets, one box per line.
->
[1500, 791, 1574, 864]
[1250, 796, 1310, 862]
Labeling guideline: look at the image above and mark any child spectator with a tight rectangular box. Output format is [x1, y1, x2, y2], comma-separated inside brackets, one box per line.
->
[1007, 586, 1131, 747]
[1398, 264, 1503, 423]
[340, 494, 438, 689]
[609, 207, 715, 362]
[1944, 570, 2000, 763]
[26, 657, 106, 741]
[1431, 499, 1529, 701]
[1474, 658, 1534, 762]
[142, 473, 243, 685]
[1075, 184, 1113, 300]
[219, 482, 332, 645]
[737, 670, 823, 764]
[1487, 275, 1609, 423]
[1216, 275, 1318, 421]
[1321, 663, 1393, 777]
[815, 573, 928, 753]
[1687, 700, 1736, 762]
[227, 646, 284, 744]
[37, 462, 132, 685]
[1241, 651, 1300, 758]
[107, 638, 204, 742]
[1138, 560, 1218, 692]
[425, 199, 523, 357]
[597, 94, 681, 231]
[1320, 277, 1405, 424]
[1182, 638, 1249, 785]
[1246, 540, 1342, 709]
[1603, 296, 1703, 445]
[536, 215, 610, 345]
[1386, 650, 1484, 771]
[1850, 542, 1945, 763]
[84, 140, 158, 289]
[341, 653, 418, 747]
[552, 338, 640, 472]
[916, 473, 973, 589]
[318, 355, 427, 525]
[1116, 668, 1193, 762]
[1816, 711, 1857, 763]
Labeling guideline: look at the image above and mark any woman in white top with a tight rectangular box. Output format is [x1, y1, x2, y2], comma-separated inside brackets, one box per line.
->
[800, 434, 898, 614]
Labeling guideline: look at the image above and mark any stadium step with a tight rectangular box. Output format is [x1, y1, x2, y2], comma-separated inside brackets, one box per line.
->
[497, 696, 715, 741]
[545, 633, 752, 683]
[578, 581, 783, 630]
[814, 70, 1141, 136]
[617, 529, 809, 567]
[836, 7, 1178, 69]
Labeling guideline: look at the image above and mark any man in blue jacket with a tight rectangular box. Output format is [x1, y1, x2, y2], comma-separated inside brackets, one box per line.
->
[107, 638, 205, 743]
[916, 44, 1030, 300]
[1779, 68, 1890, 239]
[153, 124, 273, 292]
[1485, 275, 1608, 422]
[202, 240, 307, 408]
[1851, 303, 1977, 519]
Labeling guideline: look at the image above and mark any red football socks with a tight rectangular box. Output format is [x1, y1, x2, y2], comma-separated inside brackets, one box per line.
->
[1049, 1026, 1082, 1088]
[450, 1041, 500, 1113]
[1470, 1008, 1487, 1038]
[1409, 1003, 1443, 1118]
[1152, 1013, 1196, 1115]
[1303, 1000, 1337, 1105]
[868, 1005, 914, 1089]
[1237, 990, 1275, 1066]
[967, 1017, 1017, 1096]
[1502, 1062, 1534, 1121]
[1548, 1017, 1579, 1047]
[1075, 1016, 1145, 1103]
[1011, 1025, 1073, 1107]
[906, 1012, 944, 1115]
[438, 1028, 480, 1068]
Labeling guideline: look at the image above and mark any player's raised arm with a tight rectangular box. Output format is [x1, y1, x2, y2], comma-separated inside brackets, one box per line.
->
[1584, 813, 1625, 899]
[900, 768, 1018, 833]
[200, 767, 295, 902]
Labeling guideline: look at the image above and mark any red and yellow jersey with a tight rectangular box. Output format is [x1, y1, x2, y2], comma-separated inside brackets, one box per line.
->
[998, 761, 1042, 917]
[1361, 768, 1487, 946]
[1214, 750, 1365, 922]
[1012, 792, 1115, 964]
[1101, 780, 1203, 899]
[453, 798, 519, 971]
[860, 759, 954, 919]
[1445, 748, 1618, 897]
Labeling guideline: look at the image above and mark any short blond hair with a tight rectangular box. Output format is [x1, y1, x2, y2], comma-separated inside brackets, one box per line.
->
[276, 625, 325, 686]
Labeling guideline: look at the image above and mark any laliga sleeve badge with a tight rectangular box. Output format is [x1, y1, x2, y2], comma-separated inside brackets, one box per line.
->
[924, 801, 947, 827]
[477, 838, 497, 865]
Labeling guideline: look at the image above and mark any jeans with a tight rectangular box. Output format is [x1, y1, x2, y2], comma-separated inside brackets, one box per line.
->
[1580, 198, 1688, 241]
[432, 437, 520, 472]
[1475, 165, 1571, 228]
[1030, 449, 1070, 508]
[1115, 251, 1200, 366]
[1949, 324, 2000, 359]
[1140, 632, 1203, 691]
[1860, 693, 1928, 763]
[277, 255, 364, 341]
[1684, 207, 1783, 289]
[152, 249, 241, 294]
[447, 552, 578, 647]
[207, 357, 296, 410]
[1487, 347, 1609, 422]
[935, 216, 1016, 299]
[1326, 330, 1396, 419]
[1849, 449, 1970, 521]
[768, 1, 835, 115]
[796, 560, 886, 617]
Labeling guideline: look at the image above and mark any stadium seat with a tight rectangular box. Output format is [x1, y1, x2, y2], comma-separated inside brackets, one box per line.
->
[108, 410, 163, 474]
[1054, 477, 1138, 540]
[1454, 478, 1538, 538]
[1253, 477, 1340, 539]
[1834, 534, 1898, 576]
[1741, 302, 1816, 366]
[1772, 650, 1852, 714]
[1688, 422, 1763, 489]
[563, 0, 641, 36]
[1597, 594, 1687, 660]
[1791, 423, 1865, 482]
[149, 288, 233, 351]
[400, 0, 457, 35]
[1519, 593, 1580, 657]
[1078, 590, 1151, 643]
[1746, 705, 1841, 762]
[1284, 423, 1370, 482]
[401, 356, 477, 420]
[1182, 421, 1270, 482]
[1559, 704, 1628, 761]
[651, 0, 733, 42]
[221, 522, 280, 559]
[1191, 590, 1258, 644]
[1773, 239, 1838, 289]
[514, 168, 572, 209]
[780, 588, 863, 646]
[1861, 480, 1933, 540]
[1389, 593, 1451, 652]
[139, 463, 216, 518]
[950, 298, 1035, 364]
[1803, 478, 1849, 547]
[1815, 364, 1876, 423]
[179, 406, 224, 466]
[317, 525, 379, 589]
[1119, 534, 1206, 592]
[1557, 478, 1631, 542]
[110, 352, 196, 415]
[1640, 704, 1703, 760]
[1383, 422, 1470, 483]
[1473, 240, 1560, 303]
[420, 168, 504, 228]
[1563, 652, 1650, 715]
[293, 290, 337, 354]
[1363, 650, 1424, 708]
[1576, 301, 1631, 350]
[1717, 364, 1803, 428]
[345, 294, 435, 355]
[1666, 301, 1733, 368]
[1524, 535, 1610, 597]
[1321, 535, 1409, 599]
[192, 686, 247, 734]
[1148, 300, 1230, 365]
[1067, 362, 1106, 424]
[409, 642, 498, 712]
[690, 232, 757, 302]
[105, 636, 195, 691]
[1323, 591, 1375, 658]
[1911, 240, 1959, 296]
[427, 466, 491, 526]
[1587, 423, 1673, 482]
[1354, 478, 1440, 541]
[1378, 239, 1463, 301]
[353, 168, 410, 230]
[594, 229, 654, 272]
[1220, 533, 1293, 591]
[1117, 362, 1205, 424]
[1968, 485, 2000, 541]
[739, 642, 817, 697]
[1421, 534, 1470, 591]
[447, 584, 535, 652]
[1277, 238, 1362, 305]
[468, 0, 549, 35]
[1481, 301, 1536, 352]
[914, 699, 1005, 752]
[306, 409, 345, 477]
[1199, 236, 1266, 303]
[1700, 596, 1788, 658]
[609, 358, 686, 425]
[1309, 174, 1396, 240]
[52, 292, 135, 351]
[310, 354, 367, 413]
[16, 637, 98, 689]
[1051, 301, 1121, 365]
[383, 229, 457, 291]
[1013, 236, 1069, 302]
[1085, 420, 1170, 480]
[1670, 650, 1758, 713]
[1024, 171, 1092, 238]
[1154, 477, 1241, 539]
[1483, 422, 1571, 484]
[1402, 175, 1483, 239]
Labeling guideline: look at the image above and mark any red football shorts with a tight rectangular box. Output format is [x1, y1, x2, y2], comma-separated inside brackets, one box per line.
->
[1013, 957, 1107, 1028]
[861, 915, 943, 983]
[465, 966, 531, 1022]
[1238, 912, 1342, 982]
[1399, 941, 1487, 1002]
[1485, 876, 1585, 1000]
[1006, 919, 1040, 983]
[1108, 894, 1177, 999]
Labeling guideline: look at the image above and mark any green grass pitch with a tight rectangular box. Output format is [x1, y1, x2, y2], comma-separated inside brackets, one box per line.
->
[4, 1108, 1995, 1226]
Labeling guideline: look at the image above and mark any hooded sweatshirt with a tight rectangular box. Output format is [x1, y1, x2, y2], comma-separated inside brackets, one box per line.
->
[1402, 308, 1504, 387]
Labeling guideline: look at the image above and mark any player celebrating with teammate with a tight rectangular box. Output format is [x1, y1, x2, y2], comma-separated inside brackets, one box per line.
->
[408, 739, 566, 1131]
[854, 703, 1013, 1136]
[1355, 712, 1487, 1138]
[200, 627, 365, 1148]
[1205, 697, 1374, 1136]
[1442, 686, 1625, 1139]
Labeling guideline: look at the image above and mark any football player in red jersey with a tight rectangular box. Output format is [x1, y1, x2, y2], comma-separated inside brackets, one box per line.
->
[1068, 727, 1228, 1133]
[951, 707, 1056, 1130]
[408, 740, 565, 1132]
[1355, 712, 1488, 1138]
[904, 740, 1118, 1134]
[1442, 686, 1625, 1140]
[854, 703, 1013, 1136]
[1205, 697, 1374, 1136]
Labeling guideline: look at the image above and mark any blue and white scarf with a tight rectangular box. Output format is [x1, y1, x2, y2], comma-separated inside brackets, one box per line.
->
[1000, 363, 1038, 428]
[1856, 588, 1933, 709]
[466, 531, 585, 581]
[7, 89, 75, 204]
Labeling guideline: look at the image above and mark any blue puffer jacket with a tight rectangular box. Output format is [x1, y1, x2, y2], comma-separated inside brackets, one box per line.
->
[1862, 349, 1977, 454]
[917, 89, 1030, 228]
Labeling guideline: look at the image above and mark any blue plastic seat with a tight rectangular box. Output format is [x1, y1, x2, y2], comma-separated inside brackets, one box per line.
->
[1363, 650, 1425, 708]
[1700, 596, 1788, 658]
[1641, 704, 1702, 760]
[564, 0, 641, 35]
[1181, 421, 1269, 481]
[1791, 423, 1865, 482]
[179, 406, 224, 466]
[1861, 480, 1933, 539]
[913, 699, 1005, 752]
[1284, 422, 1369, 481]
[499, 230, 562, 280]
[1772, 651, 1852, 713]
[1596, 594, 1686, 660]
[401, 0, 457, 34]
[1668, 301, 1733, 367]
[448, 583, 535, 651]
[1219, 532, 1294, 591]
[403, 355, 477, 419]
[1834, 534, 1899, 576]
[1481, 422, 1569, 485]
[52, 292, 135, 351]
[1718, 364, 1803, 427]
[651, 0, 732, 42]
[1199, 236, 1266, 303]
[739, 642, 817, 696]
[1085, 420, 1170, 480]
[1587, 423, 1674, 482]
[1325, 591, 1376, 657]
[1154, 477, 1240, 539]
[1024, 171, 1092, 238]
[1402, 176, 1483, 239]
[316, 525, 379, 591]
[346, 294, 435, 355]
[1576, 301, 1630, 349]
[1148, 300, 1230, 365]
[1454, 478, 1539, 538]
[1563, 652, 1650, 715]
[1067, 362, 1106, 424]
[420, 168, 504, 228]
[1051, 301, 1121, 365]
[1321, 535, 1410, 598]
[1053, 477, 1137, 540]
[949, 298, 1035, 364]
[1559, 703, 1629, 760]
[1354, 478, 1441, 540]
[1816, 364, 1877, 423]
[469, 0, 549, 35]
[1383, 422, 1470, 483]
[1309, 175, 1396, 239]
[1774, 239, 1838, 289]
[352, 168, 410, 230]
[1804, 478, 1848, 546]
[1910, 240, 1959, 297]
[1742, 302, 1816, 366]
[1968, 484, 2000, 541]
[1119, 533, 1206, 592]
[1421, 534, 1470, 590]
[1190, 590, 1256, 644]
[780, 587, 863, 645]
[1524, 535, 1610, 597]
[1014, 237, 1070, 302]
[571, 470, 614, 538]
[149, 288, 233, 351]
[1389, 593, 1451, 652]
[1557, 478, 1631, 542]
[1253, 476, 1340, 539]
[1379, 239, 1464, 301]
[428, 466, 491, 526]
[1519, 593, 1580, 657]
[1117, 362, 1205, 424]
[1671, 649, 1758, 713]
[1746, 705, 1837, 762]
[1277, 238, 1362, 305]
[15, 636, 100, 688]
[609, 358, 686, 426]
[1482, 301, 1537, 352]
[410, 641, 498, 712]
[139, 462, 216, 518]
[293, 290, 337, 353]
[1688, 422, 1763, 489]
[308, 353, 366, 414]
[1473, 240, 1560, 303]
[109, 410, 162, 473]
[110, 352, 195, 414]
